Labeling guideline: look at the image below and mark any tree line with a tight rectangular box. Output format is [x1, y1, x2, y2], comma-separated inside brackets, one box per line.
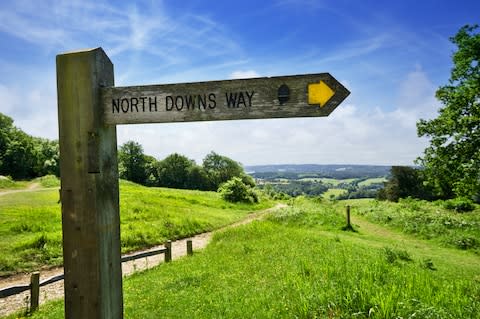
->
[117, 141, 254, 191]
[0, 113, 59, 179]
[0, 113, 252, 193]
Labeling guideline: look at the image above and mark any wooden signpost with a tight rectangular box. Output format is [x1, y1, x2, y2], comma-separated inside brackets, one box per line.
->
[56, 47, 349, 319]
[102, 73, 349, 125]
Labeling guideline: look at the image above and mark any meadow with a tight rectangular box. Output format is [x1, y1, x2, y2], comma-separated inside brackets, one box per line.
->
[348, 198, 480, 253]
[0, 178, 271, 276]
[11, 197, 480, 319]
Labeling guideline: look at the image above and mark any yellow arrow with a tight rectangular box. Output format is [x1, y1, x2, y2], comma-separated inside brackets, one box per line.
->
[308, 81, 334, 107]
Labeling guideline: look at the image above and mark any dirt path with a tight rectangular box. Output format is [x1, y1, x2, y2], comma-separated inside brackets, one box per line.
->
[0, 183, 50, 197]
[0, 203, 286, 317]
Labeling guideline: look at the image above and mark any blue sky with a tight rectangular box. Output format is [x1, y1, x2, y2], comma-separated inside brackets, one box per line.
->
[0, 0, 478, 166]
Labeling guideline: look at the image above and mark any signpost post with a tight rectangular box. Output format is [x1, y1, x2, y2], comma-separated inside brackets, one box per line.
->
[56, 47, 349, 319]
[57, 48, 122, 319]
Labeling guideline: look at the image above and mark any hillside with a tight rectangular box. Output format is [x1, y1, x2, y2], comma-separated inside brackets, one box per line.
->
[16, 197, 480, 319]
[0, 179, 272, 276]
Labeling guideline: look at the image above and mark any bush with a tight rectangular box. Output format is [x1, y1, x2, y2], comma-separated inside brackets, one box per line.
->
[218, 177, 258, 203]
[443, 197, 475, 212]
[34, 175, 60, 188]
[0, 175, 15, 189]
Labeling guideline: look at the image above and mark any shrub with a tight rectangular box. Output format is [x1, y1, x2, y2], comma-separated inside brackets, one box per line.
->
[218, 177, 258, 203]
[0, 175, 15, 188]
[452, 236, 478, 250]
[34, 174, 60, 188]
[443, 197, 475, 212]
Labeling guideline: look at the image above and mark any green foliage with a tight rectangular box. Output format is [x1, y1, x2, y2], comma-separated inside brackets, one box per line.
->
[155, 153, 196, 189]
[0, 113, 59, 180]
[33, 175, 60, 188]
[202, 151, 245, 190]
[116, 146, 252, 193]
[377, 166, 433, 201]
[260, 180, 328, 197]
[32, 138, 59, 177]
[382, 247, 413, 264]
[118, 141, 148, 184]
[260, 177, 386, 200]
[353, 198, 480, 253]
[218, 177, 258, 203]
[443, 197, 475, 212]
[0, 176, 17, 189]
[417, 25, 480, 199]
[261, 183, 291, 200]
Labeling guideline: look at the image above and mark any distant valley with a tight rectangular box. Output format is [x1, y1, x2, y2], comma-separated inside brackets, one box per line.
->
[245, 164, 391, 180]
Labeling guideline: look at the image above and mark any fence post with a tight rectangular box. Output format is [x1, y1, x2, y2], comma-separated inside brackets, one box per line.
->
[187, 240, 193, 256]
[165, 240, 172, 263]
[30, 272, 40, 313]
[346, 205, 351, 228]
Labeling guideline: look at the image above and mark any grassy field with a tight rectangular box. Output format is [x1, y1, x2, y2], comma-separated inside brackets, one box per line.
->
[0, 179, 272, 276]
[322, 188, 347, 199]
[15, 197, 480, 319]
[357, 177, 387, 187]
[347, 198, 480, 254]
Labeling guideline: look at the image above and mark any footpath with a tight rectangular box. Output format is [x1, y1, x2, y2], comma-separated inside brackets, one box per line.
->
[0, 203, 286, 317]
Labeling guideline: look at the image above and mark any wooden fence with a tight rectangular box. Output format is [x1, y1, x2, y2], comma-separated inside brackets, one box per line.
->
[0, 239, 193, 314]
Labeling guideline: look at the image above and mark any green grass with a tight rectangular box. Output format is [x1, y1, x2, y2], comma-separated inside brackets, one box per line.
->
[346, 198, 480, 253]
[0, 180, 272, 276]
[0, 177, 28, 189]
[357, 177, 386, 187]
[322, 188, 347, 199]
[319, 178, 357, 186]
[18, 197, 480, 319]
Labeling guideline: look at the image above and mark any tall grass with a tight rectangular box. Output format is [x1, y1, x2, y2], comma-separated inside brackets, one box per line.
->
[0, 177, 28, 189]
[21, 198, 480, 319]
[348, 198, 480, 253]
[33, 175, 60, 188]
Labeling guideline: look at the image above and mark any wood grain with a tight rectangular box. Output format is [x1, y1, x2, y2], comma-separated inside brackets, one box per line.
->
[101, 73, 350, 125]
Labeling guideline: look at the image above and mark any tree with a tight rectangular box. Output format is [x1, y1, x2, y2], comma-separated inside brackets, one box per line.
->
[417, 25, 480, 199]
[218, 177, 258, 203]
[186, 165, 210, 190]
[156, 153, 196, 189]
[1, 130, 36, 179]
[0, 112, 60, 179]
[0, 113, 13, 170]
[144, 155, 159, 186]
[377, 166, 431, 202]
[118, 141, 148, 184]
[202, 151, 245, 190]
[33, 138, 59, 177]
[0, 113, 37, 180]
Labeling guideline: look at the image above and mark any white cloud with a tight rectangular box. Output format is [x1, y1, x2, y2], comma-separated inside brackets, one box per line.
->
[0, 1, 447, 167]
[0, 84, 19, 115]
[229, 70, 261, 79]
[0, 63, 58, 140]
[116, 66, 439, 166]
